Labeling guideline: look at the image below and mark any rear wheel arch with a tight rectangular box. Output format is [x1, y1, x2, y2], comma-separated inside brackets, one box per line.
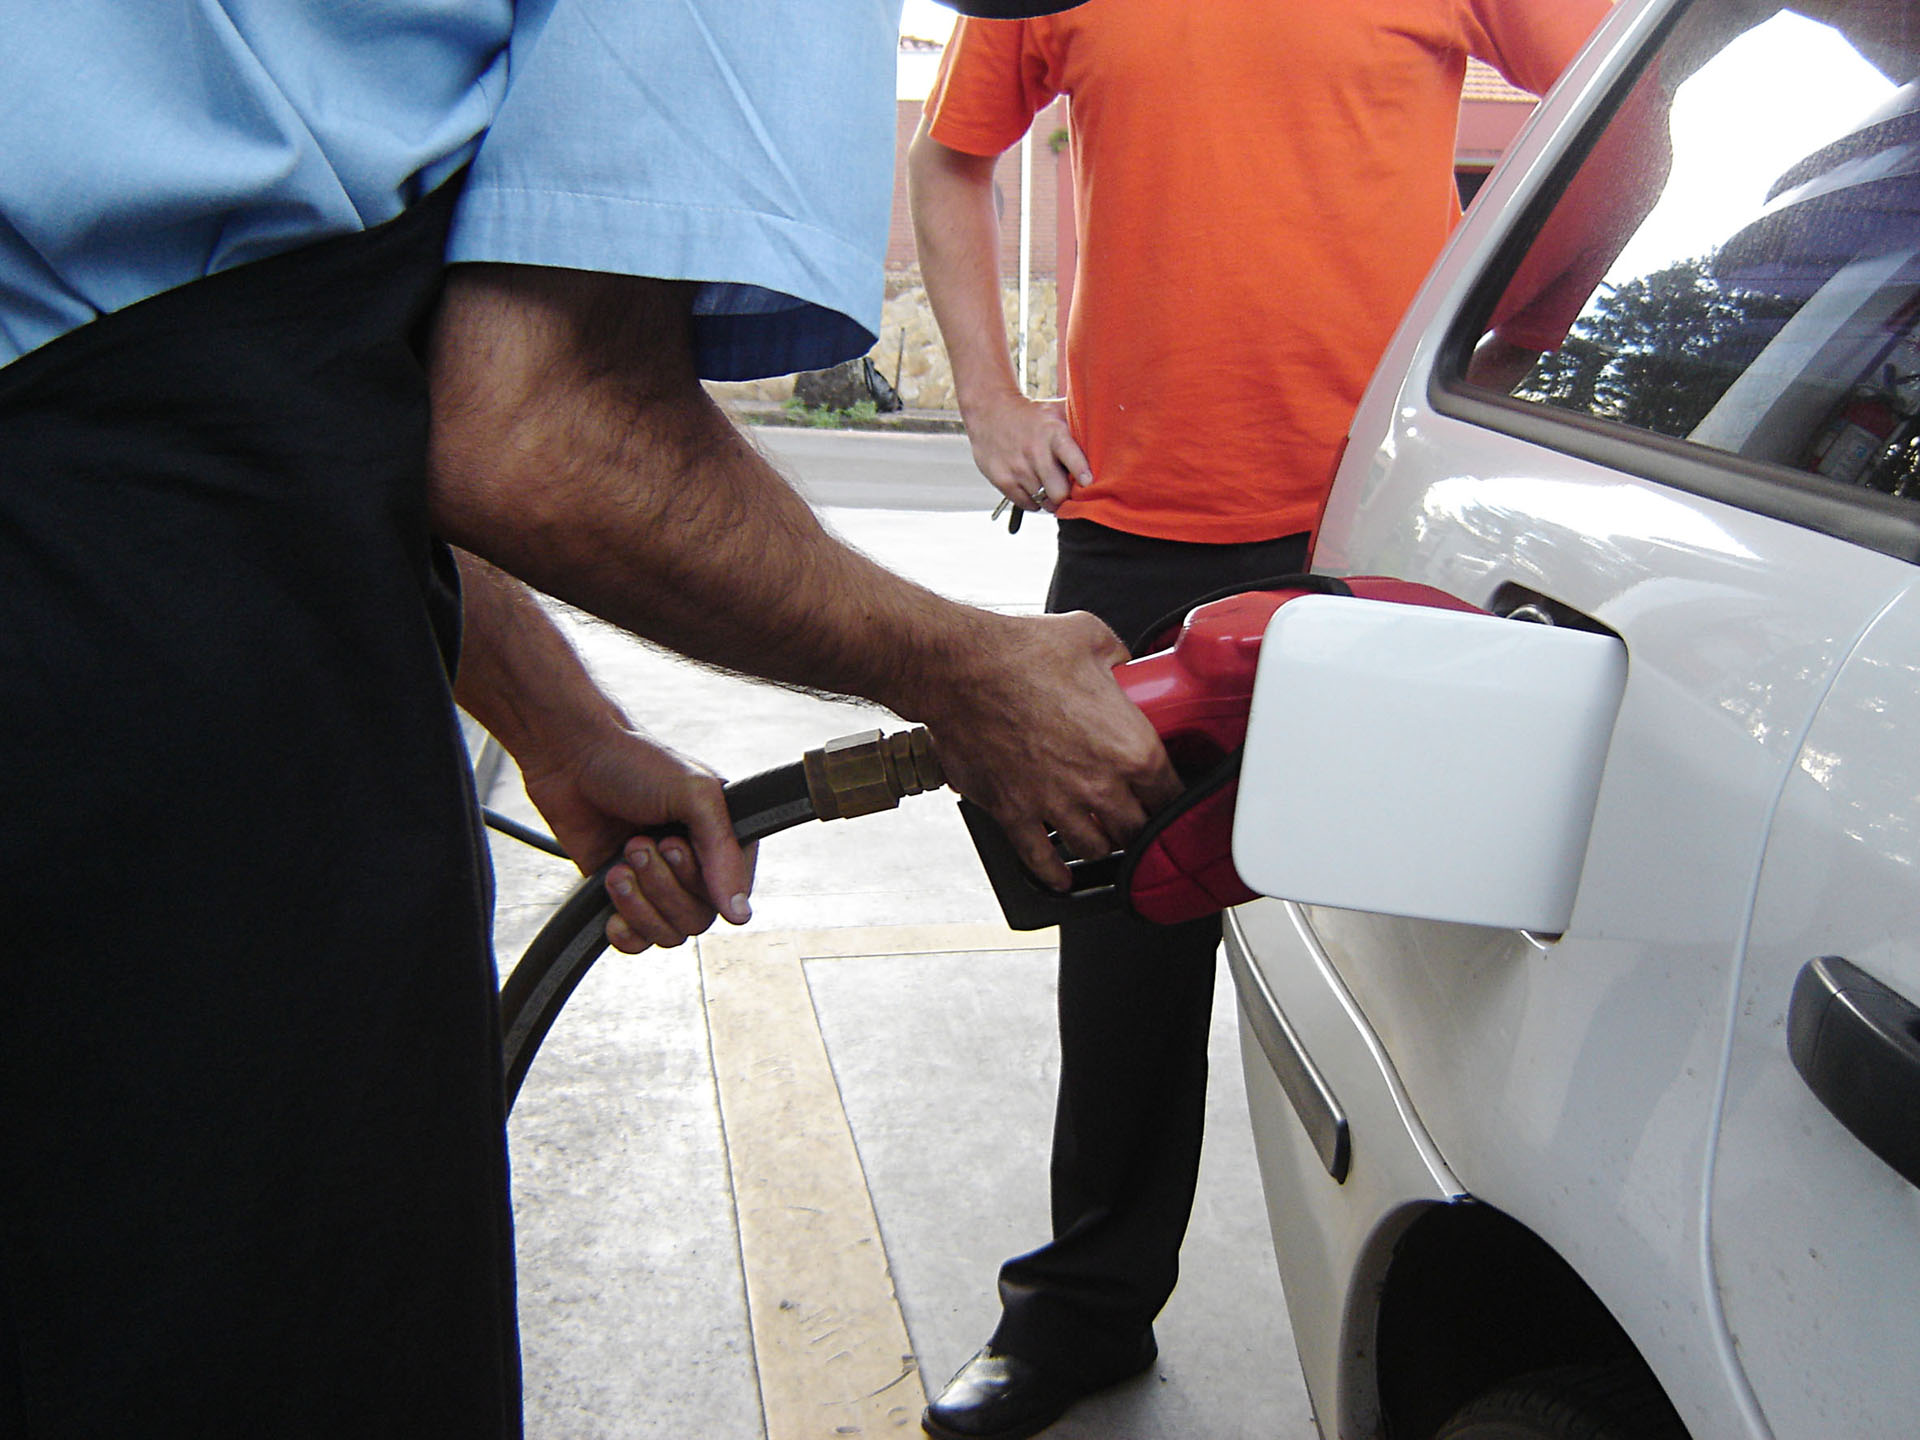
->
[1353, 1201, 1685, 1440]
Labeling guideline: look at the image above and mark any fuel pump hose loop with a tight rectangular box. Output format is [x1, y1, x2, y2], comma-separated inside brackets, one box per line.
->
[496, 726, 942, 1106]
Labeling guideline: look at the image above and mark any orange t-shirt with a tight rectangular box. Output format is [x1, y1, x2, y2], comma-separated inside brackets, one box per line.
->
[924, 0, 1611, 542]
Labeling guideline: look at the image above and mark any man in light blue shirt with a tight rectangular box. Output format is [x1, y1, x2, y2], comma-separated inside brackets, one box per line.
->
[0, 2, 1171, 1434]
[0, 1, 892, 376]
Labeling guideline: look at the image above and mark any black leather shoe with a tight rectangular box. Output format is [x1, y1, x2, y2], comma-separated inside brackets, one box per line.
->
[921, 1335, 1157, 1440]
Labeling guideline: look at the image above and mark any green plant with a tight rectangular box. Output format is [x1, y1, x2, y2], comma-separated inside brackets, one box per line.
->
[783, 397, 881, 427]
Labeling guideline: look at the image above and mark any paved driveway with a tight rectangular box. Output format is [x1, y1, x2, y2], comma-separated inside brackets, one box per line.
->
[485, 450, 1314, 1439]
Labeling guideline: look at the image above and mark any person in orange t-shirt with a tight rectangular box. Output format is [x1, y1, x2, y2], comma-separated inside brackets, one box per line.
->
[908, 3, 1610, 1436]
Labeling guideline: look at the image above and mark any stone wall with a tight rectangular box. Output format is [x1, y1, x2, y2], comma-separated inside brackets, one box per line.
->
[707, 271, 1060, 413]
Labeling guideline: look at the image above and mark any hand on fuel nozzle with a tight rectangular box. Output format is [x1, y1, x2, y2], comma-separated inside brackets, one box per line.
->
[917, 608, 1182, 890]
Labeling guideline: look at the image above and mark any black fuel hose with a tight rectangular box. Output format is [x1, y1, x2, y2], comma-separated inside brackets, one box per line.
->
[495, 757, 820, 1109]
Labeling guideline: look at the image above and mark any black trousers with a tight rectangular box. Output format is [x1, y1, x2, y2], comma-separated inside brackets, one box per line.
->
[990, 518, 1309, 1381]
[0, 185, 520, 1436]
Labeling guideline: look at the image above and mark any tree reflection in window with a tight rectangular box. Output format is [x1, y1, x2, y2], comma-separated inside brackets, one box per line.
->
[1514, 256, 1799, 440]
[1467, 1, 1920, 505]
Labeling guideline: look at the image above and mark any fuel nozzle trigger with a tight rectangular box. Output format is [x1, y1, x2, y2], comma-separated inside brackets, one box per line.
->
[958, 798, 1127, 929]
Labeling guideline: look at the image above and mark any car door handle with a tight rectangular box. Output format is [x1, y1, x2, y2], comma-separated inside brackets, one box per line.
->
[1787, 956, 1920, 1189]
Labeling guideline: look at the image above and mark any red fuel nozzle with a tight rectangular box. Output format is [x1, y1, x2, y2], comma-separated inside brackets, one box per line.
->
[1113, 589, 1297, 776]
[963, 575, 1486, 930]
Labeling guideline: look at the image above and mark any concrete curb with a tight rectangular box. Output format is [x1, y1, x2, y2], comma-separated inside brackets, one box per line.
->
[727, 401, 967, 436]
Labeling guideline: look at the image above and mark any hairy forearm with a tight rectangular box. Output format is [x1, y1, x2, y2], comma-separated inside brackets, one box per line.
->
[425, 262, 1179, 882]
[907, 130, 1024, 419]
[450, 547, 628, 760]
[427, 264, 998, 723]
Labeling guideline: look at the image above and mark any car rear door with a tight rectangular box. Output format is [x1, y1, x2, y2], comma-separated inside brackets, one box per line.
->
[1709, 579, 1920, 1439]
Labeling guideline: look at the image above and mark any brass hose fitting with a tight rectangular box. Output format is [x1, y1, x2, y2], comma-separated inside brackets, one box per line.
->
[802, 727, 947, 821]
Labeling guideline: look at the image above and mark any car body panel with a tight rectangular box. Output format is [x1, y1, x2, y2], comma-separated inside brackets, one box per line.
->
[1709, 577, 1920, 1437]
[1229, 1, 1920, 1436]
[1227, 900, 1461, 1440]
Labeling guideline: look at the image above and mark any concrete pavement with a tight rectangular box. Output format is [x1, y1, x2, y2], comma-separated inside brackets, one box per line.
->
[479, 445, 1316, 1439]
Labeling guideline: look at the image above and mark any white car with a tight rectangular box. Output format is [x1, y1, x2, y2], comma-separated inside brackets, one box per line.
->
[1224, 2, 1920, 1438]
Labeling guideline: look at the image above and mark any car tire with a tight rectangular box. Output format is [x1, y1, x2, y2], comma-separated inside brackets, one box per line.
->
[1434, 1364, 1688, 1440]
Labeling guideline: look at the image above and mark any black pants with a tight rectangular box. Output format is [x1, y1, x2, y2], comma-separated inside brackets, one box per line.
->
[0, 185, 520, 1436]
[990, 518, 1309, 1381]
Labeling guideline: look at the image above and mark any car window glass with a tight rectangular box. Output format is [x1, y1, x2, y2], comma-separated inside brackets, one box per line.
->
[1466, 1, 1920, 502]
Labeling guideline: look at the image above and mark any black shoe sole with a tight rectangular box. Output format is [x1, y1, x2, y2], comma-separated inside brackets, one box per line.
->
[922, 1407, 1070, 1440]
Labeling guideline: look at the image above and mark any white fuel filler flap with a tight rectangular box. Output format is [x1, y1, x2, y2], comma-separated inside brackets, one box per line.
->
[1231, 597, 1626, 933]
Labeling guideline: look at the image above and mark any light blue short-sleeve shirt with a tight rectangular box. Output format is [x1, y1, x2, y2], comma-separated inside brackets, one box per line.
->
[0, 0, 897, 379]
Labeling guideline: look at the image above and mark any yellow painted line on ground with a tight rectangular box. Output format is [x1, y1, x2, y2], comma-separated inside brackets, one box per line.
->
[697, 922, 1052, 1440]
[699, 930, 925, 1440]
